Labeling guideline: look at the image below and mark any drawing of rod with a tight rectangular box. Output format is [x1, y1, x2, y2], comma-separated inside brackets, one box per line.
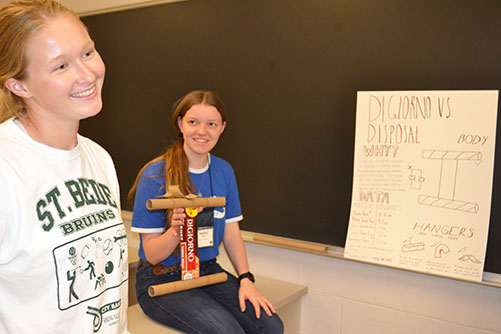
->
[419, 150, 481, 213]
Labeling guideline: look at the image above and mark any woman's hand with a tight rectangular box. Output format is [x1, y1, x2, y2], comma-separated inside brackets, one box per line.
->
[222, 223, 274, 318]
[169, 207, 203, 237]
[238, 279, 276, 319]
[142, 206, 201, 265]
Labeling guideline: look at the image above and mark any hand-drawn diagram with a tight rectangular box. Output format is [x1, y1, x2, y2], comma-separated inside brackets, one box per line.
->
[458, 247, 481, 264]
[401, 236, 425, 253]
[432, 242, 450, 258]
[409, 169, 425, 190]
[418, 150, 481, 213]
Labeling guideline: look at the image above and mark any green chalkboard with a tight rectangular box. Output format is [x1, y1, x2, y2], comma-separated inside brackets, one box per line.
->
[80, 0, 501, 274]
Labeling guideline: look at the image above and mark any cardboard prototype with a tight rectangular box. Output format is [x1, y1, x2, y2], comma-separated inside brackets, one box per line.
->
[146, 185, 227, 295]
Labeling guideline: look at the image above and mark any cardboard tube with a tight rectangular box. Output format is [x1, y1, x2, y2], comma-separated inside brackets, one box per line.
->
[253, 233, 327, 253]
[147, 197, 226, 210]
[148, 272, 228, 297]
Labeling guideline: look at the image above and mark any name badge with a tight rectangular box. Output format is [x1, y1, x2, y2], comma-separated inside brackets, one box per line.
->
[197, 208, 214, 248]
[198, 227, 214, 248]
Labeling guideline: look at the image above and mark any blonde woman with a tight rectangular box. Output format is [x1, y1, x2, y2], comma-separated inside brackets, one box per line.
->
[0, 1, 127, 332]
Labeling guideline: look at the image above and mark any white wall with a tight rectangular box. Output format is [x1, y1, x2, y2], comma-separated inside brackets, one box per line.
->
[123, 210, 500, 333]
[218, 239, 501, 334]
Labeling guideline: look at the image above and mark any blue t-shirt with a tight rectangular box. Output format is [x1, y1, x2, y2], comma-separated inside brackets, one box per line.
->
[131, 154, 243, 266]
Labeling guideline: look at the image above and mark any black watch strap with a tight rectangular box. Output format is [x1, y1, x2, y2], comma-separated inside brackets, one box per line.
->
[238, 272, 255, 283]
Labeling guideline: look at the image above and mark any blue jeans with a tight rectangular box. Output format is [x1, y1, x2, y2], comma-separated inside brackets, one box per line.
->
[136, 260, 284, 334]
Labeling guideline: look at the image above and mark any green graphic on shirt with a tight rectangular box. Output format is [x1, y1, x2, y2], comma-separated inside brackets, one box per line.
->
[86, 299, 122, 333]
[36, 177, 117, 232]
[58, 209, 116, 236]
[53, 223, 128, 311]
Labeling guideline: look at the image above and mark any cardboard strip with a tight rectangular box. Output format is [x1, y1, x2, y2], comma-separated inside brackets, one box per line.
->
[147, 197, 226, 210]
[148, 272, 228, 297]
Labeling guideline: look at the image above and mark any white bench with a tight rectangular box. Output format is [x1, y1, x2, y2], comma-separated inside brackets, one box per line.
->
[127, 270, 307, 334]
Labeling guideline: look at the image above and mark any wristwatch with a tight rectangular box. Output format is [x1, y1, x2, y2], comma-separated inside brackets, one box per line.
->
[238, 272, 255, 283]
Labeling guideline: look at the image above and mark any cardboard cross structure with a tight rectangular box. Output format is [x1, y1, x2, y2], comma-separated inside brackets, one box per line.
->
[146, 186, 228, 296]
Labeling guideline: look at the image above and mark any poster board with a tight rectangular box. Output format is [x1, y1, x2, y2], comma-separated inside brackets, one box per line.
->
[345, 91, 499, 281]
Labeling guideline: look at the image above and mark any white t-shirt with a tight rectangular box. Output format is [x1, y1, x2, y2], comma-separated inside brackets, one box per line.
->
[0, 119, 128, 333]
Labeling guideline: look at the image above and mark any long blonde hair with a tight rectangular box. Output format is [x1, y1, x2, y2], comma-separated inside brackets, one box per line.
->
[128, 90, 227, 208]
[0, 0, 79, 123]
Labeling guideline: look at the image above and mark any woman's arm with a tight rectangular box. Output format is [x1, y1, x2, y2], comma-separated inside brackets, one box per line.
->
[141, 208, 185, 265]
[223, 222, 276, 318]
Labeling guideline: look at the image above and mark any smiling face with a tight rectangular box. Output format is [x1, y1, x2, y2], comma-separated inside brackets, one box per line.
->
[178, 103, 226, 166]
[10, 14, 105, 125]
